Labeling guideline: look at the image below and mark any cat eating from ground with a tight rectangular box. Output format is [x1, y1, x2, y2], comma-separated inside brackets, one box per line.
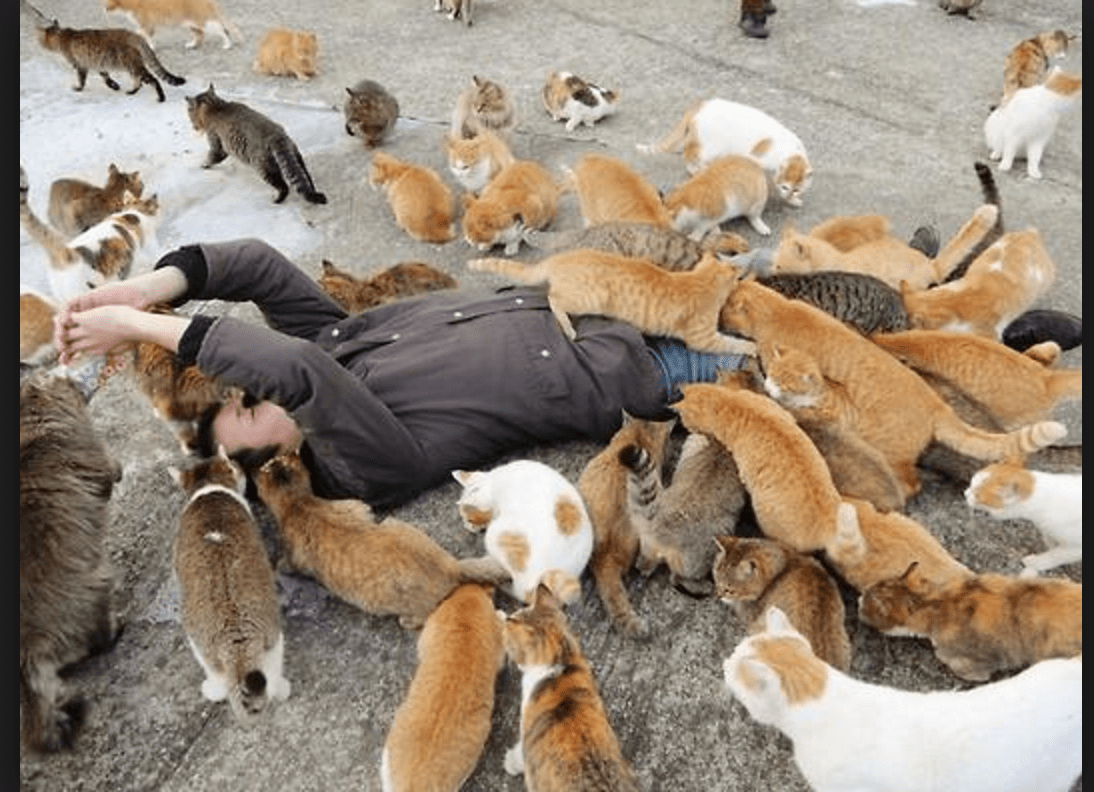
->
[102, 0, 243, 49]
[663, 153, 771, 239]
[564, 153, 672, 227]
[252, 28, 318, 80]
[368, 151, 457, 244]
[461, 159, 564, 254]
[344, 79, 400, 149]
[541, 70, 619, 132]
[48, 164, 144, 239]
[317, 258, 457, 314]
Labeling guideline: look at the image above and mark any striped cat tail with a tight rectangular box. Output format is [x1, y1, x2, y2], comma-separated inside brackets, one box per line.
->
[934, 415, 1067, 461]
[270, 139, 327, 204]
[137, 39, 186, 86]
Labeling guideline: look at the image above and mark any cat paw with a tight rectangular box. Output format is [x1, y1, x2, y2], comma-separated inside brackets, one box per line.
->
[1017, 564, 1041, 579]
[503, 745, 524, 775]
[201, 677, 229, 702]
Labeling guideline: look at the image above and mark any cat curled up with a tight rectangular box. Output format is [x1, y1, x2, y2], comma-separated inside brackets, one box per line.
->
[21, 373, 123, 753]
[663, 153, 771, 240]
[102, 0, 243, 50]
[254, 451, 510, 630]
[344, 79, 400, 149]
[48, 163, 144, 238]
[966, 458, 1081, 577]
[501, 584, 642, 792]
[380, 583, 504, 792]
[985, 67, 1082, 180]
[469, 250, 757, 356]
[252, 28, 318, 80]
[724, 606, 1082, 792]
[444, 129, 515, 194]
[564, 153, 672, 227]
[317, 258, 457, 314]
[171, 450, 290, 722]
[461, 159, 564, 254]
[541, 71, 619, 132]
[186, 84, 327, 205]
[37, 20, 185, 102]
[368, 151, 457, 244]
[453, 459, 594, 605]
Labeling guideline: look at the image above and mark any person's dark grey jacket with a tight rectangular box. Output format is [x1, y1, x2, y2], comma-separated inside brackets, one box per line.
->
[168, 238, 669, 509]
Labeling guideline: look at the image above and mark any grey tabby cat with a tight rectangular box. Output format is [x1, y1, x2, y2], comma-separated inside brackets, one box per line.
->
[186, 84, 327, 204]
[343, 79, 400, 149]
[757, 271, 910, 335]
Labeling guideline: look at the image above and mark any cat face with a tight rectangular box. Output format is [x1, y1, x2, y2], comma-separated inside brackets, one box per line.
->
[965, 460, 1032, 515]
[774, 155, 812, 207]
[857, 563, 931, 636]
[760, 343, 824, 409]
[713, 536, 778, 602]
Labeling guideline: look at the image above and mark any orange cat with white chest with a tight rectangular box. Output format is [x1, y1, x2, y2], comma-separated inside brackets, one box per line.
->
[368, 151, 457, 244]
[252, 28, 318, 80]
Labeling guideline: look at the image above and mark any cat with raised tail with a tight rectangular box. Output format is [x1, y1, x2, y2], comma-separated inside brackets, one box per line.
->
[984, 67, 1081, 180]
[170, 449, 290, 722]
[541, 70, 619, 132]
[724, 606, 1082, 792]
[966, 458, 1081, 576]
[102, 0, 243, 49]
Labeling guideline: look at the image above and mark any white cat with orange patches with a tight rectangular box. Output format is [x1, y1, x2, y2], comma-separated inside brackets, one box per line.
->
[985, 67, 1081, 180]
[453, 459, 594, 605]
[724, 606, 1082, 792]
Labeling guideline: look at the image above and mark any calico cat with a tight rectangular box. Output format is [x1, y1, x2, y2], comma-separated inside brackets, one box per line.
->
[37, 20, 185, 102]
[451, 75, 515, 139]
[673, 381, 862, 555]
[317, 258, 457, 314]
[253, 451, 510, 629]
[434, 0, 472, 26]
[621, 431, 748, 596]
[186, 84, 327, 205]
[20, 288, 59, 368]
[541, 70, 619, 132]
[1001, 29, 1073, 105]
[723, 606, 1083, 792]
[712, 535, 851, 671]
[170, 450, 290, 722]
[900, 228, 1056, 339]
[719, 280, 1067, 497]
[469, 250, 757, 356]
[102, 0, 243, 49]
[565, 152, 672, 227]
[48, 163, 144, 238]
[368, 151, 457, 244]
[20, 373, 123, 753]
[984, 67, 1082, 179]
[871, 329, 1082, 430]
[757, 271, 910, 335]
[578, 413, 676, 637]
[252, 28, 318, 80]
[663, 153, 771, 239]
[344, 79, 400, 149]
[501, 584, 641, 792]
[453, 459, 594, 605]
[380, 583, 504, 792]
[639, 97, 812, 207]
[461, 159, 564, 254]
[1002, 308, 1082, 353]
[859, 562, 1082, 681]
[444, 129, 515, 194]
[966, 459, 1081, 576]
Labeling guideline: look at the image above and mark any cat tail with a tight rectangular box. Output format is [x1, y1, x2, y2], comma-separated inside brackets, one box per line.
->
[270, 139, 328, 204]
[636, 96, 704, 155]
[823, 501, 866, 566]
[467, 257, 545, 283]
[456, 555, 512, 587]
[934, 415, 1068, 461]
[19, 657, 87, 753]
[20, 171, 77, 267]
[135, 38, 186, 86]
[618, 444, 661, 525]
[938, 163, 1005, 284]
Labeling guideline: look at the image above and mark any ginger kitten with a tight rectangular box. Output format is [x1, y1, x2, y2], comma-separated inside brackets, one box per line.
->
[565, 153, 672, 227]
[663, 153, 771, 239]
[368, 151, 457, 244]
[20, 288, 59, 368]
[252, 28, 318, 80]
[461, 159, 564, 254]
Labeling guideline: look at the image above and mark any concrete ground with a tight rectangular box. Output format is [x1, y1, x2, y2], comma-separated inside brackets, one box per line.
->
[20, 0, 1081, 790]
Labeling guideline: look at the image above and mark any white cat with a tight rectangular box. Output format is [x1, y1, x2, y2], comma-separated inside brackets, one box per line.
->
[453, 459, 594, 605]
[639, 97, 813, 207]
[541, 71, 619, 132]
[724, 606, 1083, 792]
[965, 459, 1081, 576]
[984, 67, 1082, 179]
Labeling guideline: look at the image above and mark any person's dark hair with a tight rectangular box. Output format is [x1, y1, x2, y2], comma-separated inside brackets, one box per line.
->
[191, 401, 226, 459]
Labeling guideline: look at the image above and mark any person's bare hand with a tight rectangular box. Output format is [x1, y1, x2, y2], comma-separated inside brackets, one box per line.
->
[54, 281, 151, 364]
[55, 304, 143, 366]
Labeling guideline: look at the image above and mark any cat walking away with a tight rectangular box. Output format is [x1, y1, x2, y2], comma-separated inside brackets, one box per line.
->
[985, 67, 1081, 179]
[102, 0, 243, 49]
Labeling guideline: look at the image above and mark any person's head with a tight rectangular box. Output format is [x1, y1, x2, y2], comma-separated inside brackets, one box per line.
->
[193, 392, 302, 464]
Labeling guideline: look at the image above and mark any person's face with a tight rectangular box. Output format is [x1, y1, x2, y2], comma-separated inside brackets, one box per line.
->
[212, 397, 302, 456]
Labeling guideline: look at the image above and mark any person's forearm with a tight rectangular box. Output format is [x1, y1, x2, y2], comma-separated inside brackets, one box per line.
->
[133, 265, 190, 309]
[132, 310, 192, 353]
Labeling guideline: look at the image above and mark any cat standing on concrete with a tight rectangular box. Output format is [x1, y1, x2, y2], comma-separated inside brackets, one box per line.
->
[344, 79, 400, 149]
[541, 71, 619, 132]
[453, 459, 594, 605]
[21, 373, 123, 753]
[984, 67, 1081, 180]
[368, 151, 457, 243]
[663, 153, 771, 239]
[48, 164, 144, 238]
[451, 75, 515, 139]
[444, 129, 515, 194]
[461, 159, 564, 254]
[252, 28, 318, 80]
[102, 0, 243, 49]
[316, 258, 457, 314]
[434, 0, 472, 26]
[171, 450, 290, 722]
[565, 152, 672, 227]
[1001, 30, 1073, 105]
[186, 84, 327, 204]
[724, 606, 1082, 792]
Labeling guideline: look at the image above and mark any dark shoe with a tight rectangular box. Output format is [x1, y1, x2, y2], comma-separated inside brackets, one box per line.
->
[764, 0, 778, 13]
[739, 11, 770, 38]
[1002, 309, 1083, 352]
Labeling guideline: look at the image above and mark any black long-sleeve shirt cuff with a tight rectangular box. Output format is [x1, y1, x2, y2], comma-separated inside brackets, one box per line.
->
[153, 244, 208, 304]
[176, 315, 216, 367]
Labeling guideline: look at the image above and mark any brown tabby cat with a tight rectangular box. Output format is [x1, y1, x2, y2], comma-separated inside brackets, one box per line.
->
[37, 20, 185, 102]
[252, 451, 510, 629]
[871, 329, 1082, 431]
[48, 164, 144, 238]
[380, 583, 504, 792]
[20, 288, 58, 368]
[461, 159, 564, 254]
[501, 584, 641, 792]
[344, 79, 400, 149]
[663, 153, 771, 239]
[186, 84, 327, 205]
[252, 28, 318, 80]
[469, 250, 757, 355]
[368, 151, 457, 244]
[102, 0, 243, 49]
[171, 450, 290, 722]
[444, 129, 515, 194]
[317, 258, 458, 314]
[713, 535, 851, 671]
[859, 561, 1082, 681]
[900, 228, 1056, 339]
[565, 153, 672, 227]
[451, 75, 515, 139]
[720, 280, 1067, 497]
[578, 413, 676, 638]
[1001, 29, 1072, 105]
[20, 372, 123, 753]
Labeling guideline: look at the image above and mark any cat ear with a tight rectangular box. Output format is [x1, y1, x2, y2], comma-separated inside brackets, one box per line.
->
[216, 444, 230, 462]
[713, 535, 735, 555]
[452, 469, 476, 485]
[532, 581, 561, 610]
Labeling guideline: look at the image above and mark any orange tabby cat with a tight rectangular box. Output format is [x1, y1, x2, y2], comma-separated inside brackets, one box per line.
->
[806, 213, 891, 252]
[720, 280, 1067, 497]
[1001, 29, 1072, 105]
[102, 0, 243, 49]
[871, 329, 1081, 430]
[461, 159, 564, 254]
[380, 582, 504, 792]
[564, 153, 673, 227]
[444, 129, 515, 194]
[48, 164, 144, 239]
[900, 228, 1056, 339]
[859, 561, 1082, 681]
[252, 451, 510, 629]
[317, 258, 457, 314]
[713, 535, 851, 670]
[578, 413, 675, 638]
[252, 28, 318, 80]
[663, 153, 771, 239]
[20, 288, 58, 367]
[501, 584, 641, 792]
[368, 151, 457, 244]
[469, 250, 757, 355]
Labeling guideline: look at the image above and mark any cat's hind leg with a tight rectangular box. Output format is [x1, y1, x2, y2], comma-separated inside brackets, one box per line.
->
[262, 164, 291, 203]
[1020, 545, 1082, 577]
[1023, 140, 1046, 179]
[98, 71, 120, 92]
[185, 23, 205, 50]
